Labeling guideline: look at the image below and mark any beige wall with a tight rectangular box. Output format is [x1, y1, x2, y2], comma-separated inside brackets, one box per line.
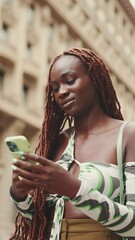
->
[0, 0, 135, 238]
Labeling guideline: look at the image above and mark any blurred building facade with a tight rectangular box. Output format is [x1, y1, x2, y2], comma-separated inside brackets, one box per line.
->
[0, 0, 135, 238]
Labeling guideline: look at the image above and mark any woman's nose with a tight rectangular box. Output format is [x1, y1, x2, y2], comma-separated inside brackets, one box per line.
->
[58, 84, 69, 98]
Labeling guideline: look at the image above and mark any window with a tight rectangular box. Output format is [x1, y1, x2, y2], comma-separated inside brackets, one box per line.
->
[130, 29, 133, 36]
[23, 84, 29, 102]
[24, 42, 33, 60]
[48, 23, 54, 42]
[22, 74, 36, 109]
[0, 69, 5, 90]
[0, 23, 9, 41]
[123, 18, 126, 26]
[27, 3, 35, 24]
[114, 6, 118, 14]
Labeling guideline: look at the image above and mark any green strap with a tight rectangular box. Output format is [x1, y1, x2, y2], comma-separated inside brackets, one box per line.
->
[117, 121, 129, 204]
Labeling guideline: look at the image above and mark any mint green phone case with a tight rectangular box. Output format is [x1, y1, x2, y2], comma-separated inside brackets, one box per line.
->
[4, 135, 33, 159]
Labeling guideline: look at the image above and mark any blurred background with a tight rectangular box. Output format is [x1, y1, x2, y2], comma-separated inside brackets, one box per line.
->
[0, 0, 135, 238]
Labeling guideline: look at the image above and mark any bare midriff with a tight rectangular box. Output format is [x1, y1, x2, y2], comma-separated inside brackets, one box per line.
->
[64, 162, 88, 219]
[64, 201, 89, 218]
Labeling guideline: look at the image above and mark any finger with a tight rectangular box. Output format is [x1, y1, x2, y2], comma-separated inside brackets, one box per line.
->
[12, 158, 34, 172]
[11, 157, 34, 167]
[17, 176, 45, 188]
[18, 175, 23, 181]
[12, 158, 46, 175]
[12, 158, 26, 167]
[15, 169, 48, 189]
[11, 164, 44, 181]
[22, 153, 51, 167]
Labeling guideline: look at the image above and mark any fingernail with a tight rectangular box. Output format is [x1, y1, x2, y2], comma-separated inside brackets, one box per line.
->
[36, 162, 40, 166]
[21, 156, 26, 160]
[19, 151, 24, 156]
[19, 152, 26, 160]
[11, 165, 17, 171]
[18, 175, 23, 181]
[12, 158, 18, 163]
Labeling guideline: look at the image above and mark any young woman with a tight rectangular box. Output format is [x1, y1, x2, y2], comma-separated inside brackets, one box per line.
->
[10, 48, 135, 240]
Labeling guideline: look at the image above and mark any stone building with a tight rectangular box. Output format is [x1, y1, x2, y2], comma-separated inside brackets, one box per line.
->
[0, 0, 135, 238]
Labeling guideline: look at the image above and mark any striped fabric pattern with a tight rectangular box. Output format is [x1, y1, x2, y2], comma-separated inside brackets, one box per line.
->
[10, 193, 33, 222]
[70, 162, 135, 238]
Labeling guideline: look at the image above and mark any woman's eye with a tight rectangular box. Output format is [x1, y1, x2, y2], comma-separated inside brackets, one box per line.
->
[67, 79, 76, 85]
[52, 87, 59, 93]
[50, 84, 59, 93]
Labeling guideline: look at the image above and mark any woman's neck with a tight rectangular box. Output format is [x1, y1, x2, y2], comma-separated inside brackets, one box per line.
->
[74, 109, 113, 137]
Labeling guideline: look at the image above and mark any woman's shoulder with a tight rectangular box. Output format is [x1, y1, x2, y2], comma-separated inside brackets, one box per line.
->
[124, 121, 135, 138]
[123, 121, 135, 163]
[124, 121, 135, 147]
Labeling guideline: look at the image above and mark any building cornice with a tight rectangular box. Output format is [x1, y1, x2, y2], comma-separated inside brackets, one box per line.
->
[32, 0, 135, 26]
[118, 0, 135, 25]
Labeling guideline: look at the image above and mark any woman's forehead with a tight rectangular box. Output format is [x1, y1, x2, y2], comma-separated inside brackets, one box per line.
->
[50, 55, 85, 75]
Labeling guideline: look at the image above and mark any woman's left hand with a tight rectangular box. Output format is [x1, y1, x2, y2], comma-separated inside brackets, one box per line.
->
[12, 153, 81, 199]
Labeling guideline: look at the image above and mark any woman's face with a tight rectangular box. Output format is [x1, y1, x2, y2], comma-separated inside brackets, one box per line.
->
[50, 55, 99, 118]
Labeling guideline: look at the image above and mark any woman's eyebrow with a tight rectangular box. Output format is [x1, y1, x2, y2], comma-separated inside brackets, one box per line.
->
[50, 81, 57, 85]
[61, 71, 73, 77]
[50, 71, 75, 83]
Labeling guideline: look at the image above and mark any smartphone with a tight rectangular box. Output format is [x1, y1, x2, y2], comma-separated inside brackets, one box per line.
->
[4, 135, 34, 162]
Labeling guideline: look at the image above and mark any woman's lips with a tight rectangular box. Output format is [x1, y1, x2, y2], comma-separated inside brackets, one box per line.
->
[61, 99, 75, 108]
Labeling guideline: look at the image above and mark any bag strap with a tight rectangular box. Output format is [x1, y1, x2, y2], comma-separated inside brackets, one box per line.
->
[117, 121, 129, 204]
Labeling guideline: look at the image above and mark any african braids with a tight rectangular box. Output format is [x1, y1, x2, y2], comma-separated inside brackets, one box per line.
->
[10, 55, 72, 240]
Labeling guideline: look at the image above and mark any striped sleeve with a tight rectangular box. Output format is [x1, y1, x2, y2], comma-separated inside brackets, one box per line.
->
[10, 193, 34, 222]
[124, 162, 135, 208]
[70, 162, 135, 238]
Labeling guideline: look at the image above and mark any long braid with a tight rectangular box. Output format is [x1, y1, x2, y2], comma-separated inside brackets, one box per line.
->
[10, 47, 123, 240]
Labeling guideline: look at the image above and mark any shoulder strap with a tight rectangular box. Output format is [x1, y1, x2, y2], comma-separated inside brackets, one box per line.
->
[60, 128, 75, 160]
[117, 121, 129, 204]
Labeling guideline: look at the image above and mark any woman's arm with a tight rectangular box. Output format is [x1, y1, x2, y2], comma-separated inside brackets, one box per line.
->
[9, 129, 72, 222]
[70, 163, 135, 238]
[10, 188, 34, 222]
[10, 158, 35, 222]
[11, 159, 135, 237]
[70, 123, 135, 238]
